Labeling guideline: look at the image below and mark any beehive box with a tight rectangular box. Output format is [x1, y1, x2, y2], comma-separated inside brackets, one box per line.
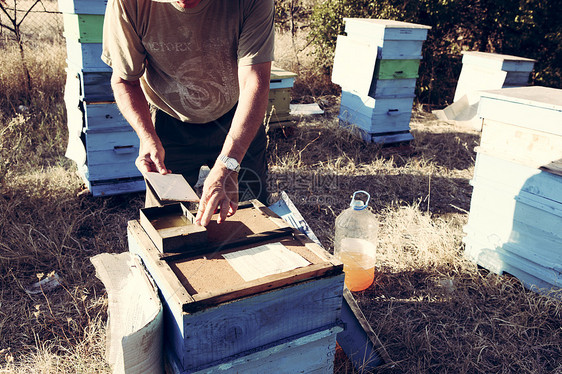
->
[338, 91, 414, 133]
[267, 67, 297, 125]
[65, 68, 113, 102]
[343, 18, 431, 59]
[463, 86, 562, 293]
[58, 0, 107, 14]
[453, 51, 536, 103]
[128, 200, 344, 373]
[62, 13, 104, 43]
[65, 41, 109, 72]
[331, 34, 420, 97]
[267, 87, 291, 122]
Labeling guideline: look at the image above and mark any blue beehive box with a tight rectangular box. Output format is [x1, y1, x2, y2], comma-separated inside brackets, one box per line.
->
[338, 91, 414, 133]
[58, 0, 107, 14]
[463, 86, 562, 293]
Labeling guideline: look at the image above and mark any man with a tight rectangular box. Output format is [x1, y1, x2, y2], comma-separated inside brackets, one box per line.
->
[102, 0, 274, 226]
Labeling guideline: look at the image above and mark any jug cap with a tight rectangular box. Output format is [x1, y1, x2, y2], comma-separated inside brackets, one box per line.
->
[350, 190, 370, 210]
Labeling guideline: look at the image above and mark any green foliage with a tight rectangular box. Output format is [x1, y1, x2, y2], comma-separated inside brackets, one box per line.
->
[305, 0, 562, 106]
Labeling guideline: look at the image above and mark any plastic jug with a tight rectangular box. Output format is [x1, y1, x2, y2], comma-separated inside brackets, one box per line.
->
[334, 191, 378, 291]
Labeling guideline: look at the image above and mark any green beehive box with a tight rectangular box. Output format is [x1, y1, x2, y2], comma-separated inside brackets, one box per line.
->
[267, 87, 291, 122]
[63, 13, 104, 43]
[374, 59, 421, 80]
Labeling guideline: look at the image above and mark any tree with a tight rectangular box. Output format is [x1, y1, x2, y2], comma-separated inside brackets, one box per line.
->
[0, 0, 43, 95]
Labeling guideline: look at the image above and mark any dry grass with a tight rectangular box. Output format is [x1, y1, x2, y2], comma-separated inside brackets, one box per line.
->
[0, 26, 561, 374]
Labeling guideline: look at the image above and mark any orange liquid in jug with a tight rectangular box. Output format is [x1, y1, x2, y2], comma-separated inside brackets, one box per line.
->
[339, 252, 375, 292]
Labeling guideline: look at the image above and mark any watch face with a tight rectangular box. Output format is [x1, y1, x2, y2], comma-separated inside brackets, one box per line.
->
[220, 155, 240, 171]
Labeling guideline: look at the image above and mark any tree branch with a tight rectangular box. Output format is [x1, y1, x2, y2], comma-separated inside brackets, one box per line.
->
[17, 0, 41, 28]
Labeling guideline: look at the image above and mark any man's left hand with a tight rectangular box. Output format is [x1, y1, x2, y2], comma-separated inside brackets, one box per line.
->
[195, 164, 239, 226]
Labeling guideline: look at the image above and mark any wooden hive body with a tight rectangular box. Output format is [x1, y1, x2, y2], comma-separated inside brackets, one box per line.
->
[463, 86, 562, 293]
[332, 18, 430, 144]
[453, 51, 536, 103]
[338, 91, 414, 133]
[128, 200, 344, 373]
[267, 66, 297, 126]
[60, 0, 146, 196]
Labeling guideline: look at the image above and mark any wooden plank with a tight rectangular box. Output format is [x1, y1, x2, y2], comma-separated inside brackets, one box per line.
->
[84, 127, 138, 151]
[331, 35, 378, 96]
[374, 59, 421, 79]
[144, 172, 200, 204]
[166, 326, 341, 374]
[62, 13, 104, 43]
[127, 220, 195, 326]
[473, 151, 562, 203]
[178, 274, 344, 370]
[139, 203, 207, 253]
[463, 234, 561, 290]
[90, 252, 164, 374]
[343, 18, 431, 41]
[58, 0, 108, 15]
[81, 162, 141, 181]
[477, 87, 562, 135]
[479, 119, 562, 168]
[83, 102, 130, 131]
[187, 262, 342, 312]
[161, 227, 295, 262]
[84, 177, 145, 197]
[337, 288, 390, 371]
[65, 41, 110, 71]
[369, 78, 417, 99]
[80, 70, 113, 101]
[461, 51, 536, 72]
[339, 105, 412, 134]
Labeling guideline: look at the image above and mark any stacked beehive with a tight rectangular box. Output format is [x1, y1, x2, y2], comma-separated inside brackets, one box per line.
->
[59, 0, 145, 197]
[332, 18, 431, 144]
[266, 66, 297, 126]
[127, 200, 345, 373]
[463, 86, 562, 292]
[453, 51, 536, 103]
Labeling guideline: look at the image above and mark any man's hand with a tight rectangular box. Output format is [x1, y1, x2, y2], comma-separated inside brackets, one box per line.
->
[195, 163, 239, 226]
[136, 137, 170, 175]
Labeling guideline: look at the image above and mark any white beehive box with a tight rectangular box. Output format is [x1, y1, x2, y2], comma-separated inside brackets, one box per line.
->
[343, 18, 431, 59]
[453, 51, 536, 104]
[463, 86, 562, 293]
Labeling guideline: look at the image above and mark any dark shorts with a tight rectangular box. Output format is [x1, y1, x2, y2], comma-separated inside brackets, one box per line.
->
[153, 105, 269, 204]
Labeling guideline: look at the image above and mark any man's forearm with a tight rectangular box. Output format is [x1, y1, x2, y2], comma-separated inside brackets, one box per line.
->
[110, 74, 157, 143]
[110, 73, 168, 174]
[221, 61, 272, 162]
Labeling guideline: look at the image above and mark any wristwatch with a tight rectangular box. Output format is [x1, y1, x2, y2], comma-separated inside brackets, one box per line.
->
[218, 154, 240, 173]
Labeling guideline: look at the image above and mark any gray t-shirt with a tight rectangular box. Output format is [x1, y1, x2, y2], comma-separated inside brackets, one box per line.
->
[102, 0, 275, 123]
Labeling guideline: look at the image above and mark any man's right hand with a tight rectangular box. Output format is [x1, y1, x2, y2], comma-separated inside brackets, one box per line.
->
[136, 137, 170, 175]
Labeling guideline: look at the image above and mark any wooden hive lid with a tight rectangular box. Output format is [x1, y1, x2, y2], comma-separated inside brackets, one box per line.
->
[129, 200, 343, 313]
